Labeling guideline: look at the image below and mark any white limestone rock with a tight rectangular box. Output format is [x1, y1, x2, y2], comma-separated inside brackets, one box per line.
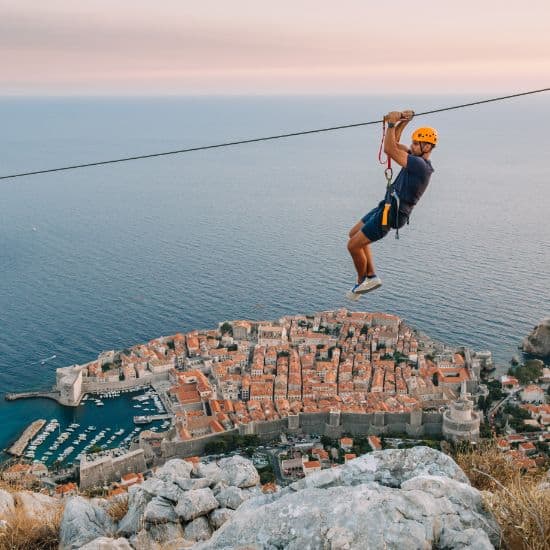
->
[130, 527, 189, 550]
[154, 458, 193, 482]
[215, 486, 248, 510]
[143, 496, 178, 524]
[117, 486, 151, 537]
[439, 527, 494, 550]
[193, 449, 499, 550]
[175, 488, 220, 521]
[211, 480, 229, 495]
[217, 456, 260, 488]
[209, 508, 235, 530]
[174, 477, 212, 492]
[14, 490, 62, 522]
[140, 477, 185, 503]
[79, 536, 133, 550]
[184, 516, 213, 542]
[289, 446, 469, 492]
[0, 489, 15, 518]
[146, 521, 185, 545]
[193, 462, 225, 484]
[59, 496, 116, 550]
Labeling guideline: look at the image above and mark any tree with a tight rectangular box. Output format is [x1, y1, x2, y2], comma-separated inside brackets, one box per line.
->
[101, 362, 113, 372]
[220, 322, 233, 336]
[242, 435, 260, 447]
[479, 421, 493, 439]
[257, 464, 275, 484]
[244, 447, 255, 458]
[393, 351, 408, 364]
[515, 360, 543, 385]
[487, 379, 503, 402]
[205, 440, 227, 455]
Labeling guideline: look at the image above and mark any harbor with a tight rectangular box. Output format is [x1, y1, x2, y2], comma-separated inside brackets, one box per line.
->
[3, 385, 170, 469]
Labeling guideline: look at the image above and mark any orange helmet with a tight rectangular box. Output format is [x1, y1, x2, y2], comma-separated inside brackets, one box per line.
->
[412, 127, 438, 146]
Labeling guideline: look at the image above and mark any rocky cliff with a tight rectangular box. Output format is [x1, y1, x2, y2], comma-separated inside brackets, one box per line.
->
[54, 447, 499, 550]
[522, 318, 550, 358]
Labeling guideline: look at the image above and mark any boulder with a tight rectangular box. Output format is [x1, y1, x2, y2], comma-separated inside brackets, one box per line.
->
[14, 490, 62, 522]
[130, 527, 188, 550]
[0, 489, 15, 518]
[175, 488, 220, 521]
[215, 486, 248, 510]
[289, 446, 469, 492]
[140, 477, 185, 503]
[117, 486, 151, 537]
[211, 480, 229, 495]
[184, 516, 212, 542]
[143, 496, 178, 524]
[173, 477, 212, 492]
[209, 507, 234, 530]
[522, 318, 550, 357]
[146, 521, 185, 545]
[193, 462, 225, 484]
[59, 496, 116, 550]
[193, 449, 499, 550]
[79, 536, 133, 550]
[218, 456, 260, 488]
[154, 459, 193, 482]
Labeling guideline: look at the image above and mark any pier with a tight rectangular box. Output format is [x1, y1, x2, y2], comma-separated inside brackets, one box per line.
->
[5, 390, 62, 403]
[7, 419, 46, 457]
[133, 414, 172, 425]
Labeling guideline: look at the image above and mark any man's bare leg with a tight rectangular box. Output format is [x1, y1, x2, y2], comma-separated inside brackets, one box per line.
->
[347, 230, 373, 283]
[348, 222, 376, 282]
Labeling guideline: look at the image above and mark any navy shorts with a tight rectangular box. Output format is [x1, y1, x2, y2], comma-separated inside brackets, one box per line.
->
[360, 204, 390, 242]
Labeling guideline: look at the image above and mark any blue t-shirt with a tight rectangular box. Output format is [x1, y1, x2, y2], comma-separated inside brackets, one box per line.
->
[390, 155, 434, 215]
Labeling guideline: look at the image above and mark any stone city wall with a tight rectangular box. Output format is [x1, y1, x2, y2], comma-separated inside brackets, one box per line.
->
[247, 418, 287, 439]
[81, 372, 170, 394]
[158, 409, 444, 460]
[421, 411, 444, 437]
[79, 449, 147, 490]
[160, 429, 240, 459]
[298, 412, 329, 434]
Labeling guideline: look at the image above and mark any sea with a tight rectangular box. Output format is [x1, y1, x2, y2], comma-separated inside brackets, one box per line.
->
[1, 94, 549, 463]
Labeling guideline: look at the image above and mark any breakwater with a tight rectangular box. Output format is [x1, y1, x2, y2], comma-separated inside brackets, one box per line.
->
[5, 391, 61, 403]
[7, 419, 46, 457]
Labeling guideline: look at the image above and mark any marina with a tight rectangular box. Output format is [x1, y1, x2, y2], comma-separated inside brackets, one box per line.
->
[4, 385, 169, 468]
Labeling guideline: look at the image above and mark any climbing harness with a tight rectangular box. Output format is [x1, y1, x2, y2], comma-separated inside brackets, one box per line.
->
[378, 119, 403, 239]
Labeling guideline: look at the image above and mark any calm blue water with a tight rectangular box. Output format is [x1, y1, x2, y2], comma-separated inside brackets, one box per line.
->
[1, 95, 549, 459]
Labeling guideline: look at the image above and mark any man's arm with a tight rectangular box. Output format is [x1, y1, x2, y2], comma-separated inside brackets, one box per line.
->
[395, 111, 413, 143]
[383, 111, 410, 167]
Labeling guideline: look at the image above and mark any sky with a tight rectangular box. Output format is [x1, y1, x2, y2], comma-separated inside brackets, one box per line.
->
[1, 0, 549, 95]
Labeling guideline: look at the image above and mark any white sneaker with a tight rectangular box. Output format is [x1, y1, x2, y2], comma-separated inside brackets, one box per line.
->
[354, 275, 382, 294]
[345, 289, 361, 302]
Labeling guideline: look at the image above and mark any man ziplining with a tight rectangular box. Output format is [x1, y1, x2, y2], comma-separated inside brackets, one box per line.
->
[346, 110, 438, 300]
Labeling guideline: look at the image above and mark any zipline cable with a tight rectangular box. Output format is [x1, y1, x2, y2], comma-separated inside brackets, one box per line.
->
[1, 87, 548, 181]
